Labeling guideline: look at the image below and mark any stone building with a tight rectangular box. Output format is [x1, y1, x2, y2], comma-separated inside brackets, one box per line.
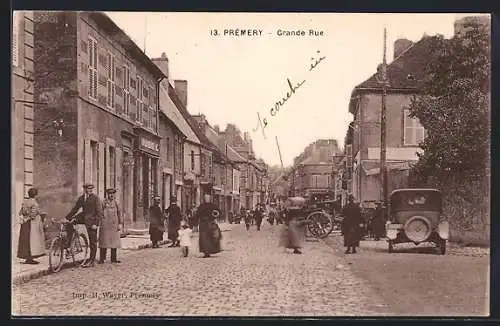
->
[33, 12, 165, 228]
[289, 139, 340, 199]
[12, 11, 35, 249]
[346, 34, 433, 203]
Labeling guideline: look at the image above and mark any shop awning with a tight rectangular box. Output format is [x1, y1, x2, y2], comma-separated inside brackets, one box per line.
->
[361, 161, 411, 176]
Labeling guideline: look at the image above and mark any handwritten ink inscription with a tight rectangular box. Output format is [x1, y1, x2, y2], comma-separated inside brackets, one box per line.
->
[253, 51, 326, 138]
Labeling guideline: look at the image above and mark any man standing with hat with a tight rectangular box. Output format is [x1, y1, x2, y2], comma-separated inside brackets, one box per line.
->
[98, 188, 122, 264]
[66, 183, 103, 267]
[165, 197, 182, 247]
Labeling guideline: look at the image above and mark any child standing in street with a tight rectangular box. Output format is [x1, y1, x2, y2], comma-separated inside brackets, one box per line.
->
[177, 221, 193, 257]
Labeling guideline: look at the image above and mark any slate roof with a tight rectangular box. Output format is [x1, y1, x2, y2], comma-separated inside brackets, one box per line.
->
[158, 83, 196, 143]
[353, 35, 440, 92]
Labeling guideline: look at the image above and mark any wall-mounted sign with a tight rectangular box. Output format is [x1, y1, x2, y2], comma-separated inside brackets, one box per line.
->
[140, 137, 160, 153]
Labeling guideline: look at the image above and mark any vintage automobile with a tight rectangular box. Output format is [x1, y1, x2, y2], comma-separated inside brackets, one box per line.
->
[385, 188, 449, 254]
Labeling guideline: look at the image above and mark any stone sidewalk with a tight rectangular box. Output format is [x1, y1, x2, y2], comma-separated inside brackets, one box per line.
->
[12, 223, 233, 285]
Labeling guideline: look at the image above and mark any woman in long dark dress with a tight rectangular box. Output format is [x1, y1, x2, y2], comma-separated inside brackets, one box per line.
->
[341, 195, 363, 254]
[17, 188, 46, 264]
[196, 193, 222, 258]
[149, 196, 165, 248]
[165, 197, 182, 247]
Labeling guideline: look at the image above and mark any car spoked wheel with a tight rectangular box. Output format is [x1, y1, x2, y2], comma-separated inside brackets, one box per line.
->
[404, 216, 432, 243]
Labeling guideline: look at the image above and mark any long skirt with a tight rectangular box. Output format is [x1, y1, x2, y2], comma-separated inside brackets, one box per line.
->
[17, 218, 45, 260]
[168, 225, 179, 242]
[199, 222, 221, 254]
[279, 220, 304, 249]
[149, 226, 164, 243]
[343, 226, 361, 247]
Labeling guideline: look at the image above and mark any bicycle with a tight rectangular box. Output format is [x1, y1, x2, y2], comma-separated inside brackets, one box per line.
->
[48, 218, 89, 273]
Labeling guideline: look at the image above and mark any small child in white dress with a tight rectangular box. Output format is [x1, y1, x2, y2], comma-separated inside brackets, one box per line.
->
[177, 221, 193, 257]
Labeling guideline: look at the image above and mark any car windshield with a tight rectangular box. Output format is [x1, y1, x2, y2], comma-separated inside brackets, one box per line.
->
[390, 190, 442, 213]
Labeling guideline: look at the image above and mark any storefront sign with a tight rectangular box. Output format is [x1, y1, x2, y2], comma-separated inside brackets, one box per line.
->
[140, 137, 160, 153]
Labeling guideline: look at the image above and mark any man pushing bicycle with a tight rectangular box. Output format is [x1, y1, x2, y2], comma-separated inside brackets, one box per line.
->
[65, 183, 103, 268]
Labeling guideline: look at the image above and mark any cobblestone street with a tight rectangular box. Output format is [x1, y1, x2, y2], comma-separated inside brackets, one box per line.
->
[13, 223, 392, 317]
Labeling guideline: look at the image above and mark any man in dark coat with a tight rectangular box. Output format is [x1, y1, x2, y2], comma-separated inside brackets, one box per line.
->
[149, 196, 165, 248]
[166, 197, 182, 247]
[341, 195, 363, 254]
[372, 201, 386, 241]
[66, 184, 103, 267]
[196, 193, 222, 258]
[254, 204, 264, 231]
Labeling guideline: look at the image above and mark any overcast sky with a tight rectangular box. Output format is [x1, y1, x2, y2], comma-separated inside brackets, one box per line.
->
[106, 12, 480, 167]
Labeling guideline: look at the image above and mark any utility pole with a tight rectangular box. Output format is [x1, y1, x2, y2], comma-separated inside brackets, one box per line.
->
[380, 28, 389, 205]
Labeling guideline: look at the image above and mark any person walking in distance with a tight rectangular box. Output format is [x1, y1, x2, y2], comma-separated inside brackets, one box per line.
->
[244, 209, 252, 231]
[341, 195, 363, 254]
[177, 221, 193, 257]
[254, 204, 264, 231]
[166, 197, 182, 247]
[17, 188, 46, 264]
[98, 189, 122, 264]
[149, 196, 165, 248]
[66, 184, 103, 268]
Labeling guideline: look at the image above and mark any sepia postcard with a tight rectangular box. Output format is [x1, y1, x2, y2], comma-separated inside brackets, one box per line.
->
[11, 11, 491, 317]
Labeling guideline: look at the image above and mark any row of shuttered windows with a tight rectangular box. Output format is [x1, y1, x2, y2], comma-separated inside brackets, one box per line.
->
[86, 35, 158, 133]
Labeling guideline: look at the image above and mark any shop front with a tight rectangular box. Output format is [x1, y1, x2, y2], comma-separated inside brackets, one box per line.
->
[133, 128, 160, 228]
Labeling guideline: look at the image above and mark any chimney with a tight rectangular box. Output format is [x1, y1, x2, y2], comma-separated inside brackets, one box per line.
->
[243, 132, 249, 141]
[214, 125, 220, 133]
[393, 38, 414, 60]
[152, 52, 169, 83]
[174, 80, 188, 108]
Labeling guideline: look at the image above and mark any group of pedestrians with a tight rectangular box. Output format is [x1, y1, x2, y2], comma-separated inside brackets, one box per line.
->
[242, 203, 266, 231]
[148, 193, 222, 258]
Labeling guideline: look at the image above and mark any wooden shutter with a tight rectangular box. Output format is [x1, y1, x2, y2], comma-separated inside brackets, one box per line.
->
[84, 139, 92, 184]
[98, 142, 105, 198]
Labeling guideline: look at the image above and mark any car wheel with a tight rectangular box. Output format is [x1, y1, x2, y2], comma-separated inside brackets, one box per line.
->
[437, 239, 446, 255]
[388, 240, 394, 253]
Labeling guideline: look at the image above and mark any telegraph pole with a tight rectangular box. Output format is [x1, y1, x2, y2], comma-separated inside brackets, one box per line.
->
[380, 28, 389, 205]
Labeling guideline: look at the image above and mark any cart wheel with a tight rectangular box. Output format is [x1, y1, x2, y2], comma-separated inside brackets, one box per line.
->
[388, 240, 394, 253]
[437, 239, 446, 255]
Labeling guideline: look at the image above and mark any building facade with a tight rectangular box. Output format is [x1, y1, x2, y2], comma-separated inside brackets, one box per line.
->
[33, 11, 164, 229]
[12, 11, 35, 250]
[346, 36, 433, 204]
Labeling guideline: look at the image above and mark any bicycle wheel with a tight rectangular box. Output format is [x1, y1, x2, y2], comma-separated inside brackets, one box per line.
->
[48, 237, 64, 273]
[71, 233, 89, 266]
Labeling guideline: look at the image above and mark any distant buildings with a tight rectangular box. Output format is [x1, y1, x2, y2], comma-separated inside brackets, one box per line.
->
[285, 139, 340, 199]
